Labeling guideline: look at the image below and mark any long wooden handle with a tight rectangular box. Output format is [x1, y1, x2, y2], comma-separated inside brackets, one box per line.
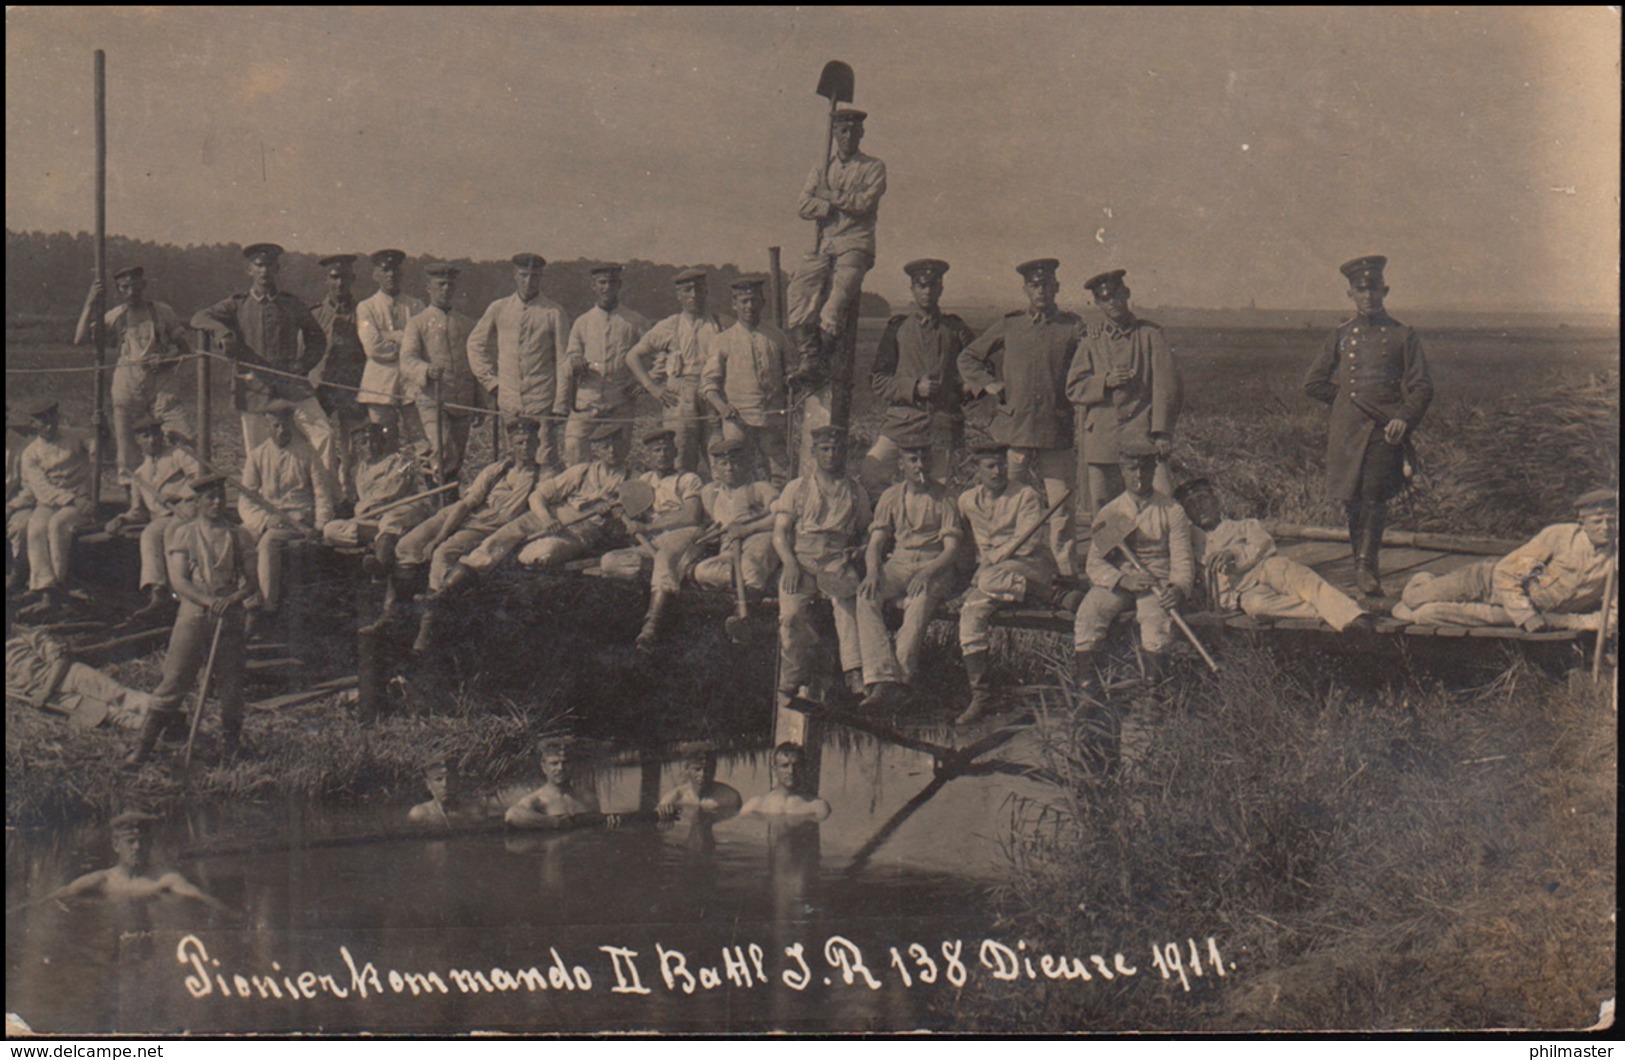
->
[1115, 542, 1221, 673]
[1004, 487, 1074, 560]
[183, 615, 227, 769]
[359, 481, 459, 521]
[731, 538, 750, 618]
[1594, 551, 1616, 682]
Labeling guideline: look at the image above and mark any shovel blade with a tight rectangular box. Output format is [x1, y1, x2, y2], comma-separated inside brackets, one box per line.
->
[724, 614, 752, 643]
[816, 60, 854, 103]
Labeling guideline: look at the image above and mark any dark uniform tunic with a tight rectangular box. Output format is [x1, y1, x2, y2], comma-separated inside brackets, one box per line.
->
[192, 290, 329, 411]
[1066, 315, 1182, 466]
[870, 307, 976, 446]
[311, 294, 365, 413]
[1303, 311, 1432, 504]
[958, 307, 1082, 450]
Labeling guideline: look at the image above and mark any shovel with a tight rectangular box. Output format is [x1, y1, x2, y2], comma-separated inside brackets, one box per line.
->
[810, 60, 856, 253]
[182, 613, 227, 769]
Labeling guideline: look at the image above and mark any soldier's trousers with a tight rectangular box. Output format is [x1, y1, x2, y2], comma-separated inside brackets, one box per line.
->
[25, 501, 90, 591]
[7, 508, 29, 566]
[1009, 446, 1076, 576]
[1234, 557, 1367, 631]
[1074, 585, 1173, 653]
[779, 554, 862, 692]
[563, 407, 633, 467]
[600, 526, 702, 593]
[719, 420, 791, 486]
[856, 549, 952, 686]
[512, 507, 617, 569]
[246, 524, 315, 612]
[786, 247, 873, 337]
[148, 603, 245, 732]
[1393, 561, 1506, 625]
[112, 366, 190, 477]
[137, 515, 181, 589]
[664, 378, 715, 475]
[416, 399, 472, 484]
[691, 532, 780, 594]
[959, 556, 1057, 656]
[319, 390, 368, 502]
[395, 507, 508, 590]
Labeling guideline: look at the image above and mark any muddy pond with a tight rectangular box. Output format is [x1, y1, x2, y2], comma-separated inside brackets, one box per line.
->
[7, 725, 1056, 1034]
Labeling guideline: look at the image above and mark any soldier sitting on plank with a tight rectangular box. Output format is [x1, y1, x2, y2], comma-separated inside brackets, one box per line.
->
[690, 435, 782, 597]
[9, 401, 94, 617]
[1072, 440, 1195, 692]
[599, 428, 705, 651]
[105, 416, 202, 622]
[1392, 489, 1617, 631]
[321, 422, 434, 578]
[238, 401, 337, 621]
[1175, 477, 1372, 633]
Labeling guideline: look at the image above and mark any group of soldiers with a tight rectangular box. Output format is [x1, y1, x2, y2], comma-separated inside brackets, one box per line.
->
[7, 107, 1618, 770]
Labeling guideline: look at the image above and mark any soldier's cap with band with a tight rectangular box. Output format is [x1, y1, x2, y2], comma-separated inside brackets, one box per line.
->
[318, 254, 358, 273]
[29, 400, 60, 419]
[110, 810, 160, 836]
[1339, 255, 1388, 289]
[903, 258, 950, 282]
[187, 472, 229, 496]
[1172, 477, 1214, 504]
[511, 253, 547, 271]
[642, 428, 676, 446]
[536, 736, 575, 755]
[506, 417, 541, 436]
[423, 262, 460, 278]
[1118, 437, 1160, 461]
[1084, 269, 1128, 298]
[1574, 488, 1617, 513]
[1016, 258, 1061, 281]
[809, 425, 847, 444]
[730, 274, 769, 291]
[833, 107, 867, 125]
[971, 442, 1009, 458]
[131, 415, 165, 435]
[243, 243, 285, 264]
[370, 249, 406, 269]
[589, 422, 623, 443]
[588, 262, 624, 276]
[112, 265, 145, 281]
[708, 435, 747, 458]
[673, 268, 707, 285]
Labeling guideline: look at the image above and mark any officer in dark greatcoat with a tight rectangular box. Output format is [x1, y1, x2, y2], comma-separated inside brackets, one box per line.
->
[1303, 255, 1433, 596]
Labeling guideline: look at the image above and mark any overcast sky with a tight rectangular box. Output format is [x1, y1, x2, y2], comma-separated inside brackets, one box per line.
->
[6, 7, 1619, 311]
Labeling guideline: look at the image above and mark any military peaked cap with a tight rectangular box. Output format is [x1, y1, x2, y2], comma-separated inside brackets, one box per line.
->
[131, 415, 165, 434]
[730, 274, 769, 291]
[511, 253, 547, 271]
[1574, 488, 1617, 512]
[318, 254, 358, 270]
[809, 426, 847, 443]
[1084, 269, 1128, 298]
[112, 265, 145, 281]
[1172, 477, 1214, 504]
[110, 810, 160, 835]
[903, 258, 950, 281]
[1339, 255, 1388, 288]
[243, 243, 285, 263]
[589, 262, 624, 276]
[673, 268, 708, 285]
[708, 436, 747, 457]
[833, 107, 867, 124]
[885, 421, 934, 451]
[370, 249, 406, 269]
[1016, 258, 1060, 280]
[1118, 437, 1160, 460]
[29, 399, 60, 419]
[506, 416, 541, 436]
[423, 262, 460, 278]
[589, 422, 623, 443]
[188, 472, 228, 495]
[971, 442, 1010, 458]
[642, 428, 676, 446]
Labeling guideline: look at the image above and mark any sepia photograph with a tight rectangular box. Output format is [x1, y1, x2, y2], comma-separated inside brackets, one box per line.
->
[5, 6, 1618, 1038]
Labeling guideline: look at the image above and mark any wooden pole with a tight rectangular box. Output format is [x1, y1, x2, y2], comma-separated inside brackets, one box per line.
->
[767, 246, 786, 330]
[90, 50, 108, 510]
[195, 331, 213, 461]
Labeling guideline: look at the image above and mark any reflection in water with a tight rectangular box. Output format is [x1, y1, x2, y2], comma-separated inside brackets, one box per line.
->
[7, 726, 1046, 1034]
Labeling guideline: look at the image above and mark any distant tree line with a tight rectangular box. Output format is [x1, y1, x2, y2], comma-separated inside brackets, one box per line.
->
[5, 230, 889, 323]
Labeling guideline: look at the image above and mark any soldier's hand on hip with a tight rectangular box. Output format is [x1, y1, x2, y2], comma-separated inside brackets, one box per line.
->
[656, 385, 679, 409]
[915, 378, 938, 401]
[1383, 418, 1408, 445]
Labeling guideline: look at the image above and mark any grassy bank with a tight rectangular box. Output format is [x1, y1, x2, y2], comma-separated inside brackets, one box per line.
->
[951, 647, 1615, 1031]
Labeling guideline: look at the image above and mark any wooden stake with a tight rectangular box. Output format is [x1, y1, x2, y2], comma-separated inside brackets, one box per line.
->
[91, 50, 108, 510]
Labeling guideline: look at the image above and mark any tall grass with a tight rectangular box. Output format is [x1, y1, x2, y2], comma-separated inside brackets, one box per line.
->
[956, 647, 1616, 1031]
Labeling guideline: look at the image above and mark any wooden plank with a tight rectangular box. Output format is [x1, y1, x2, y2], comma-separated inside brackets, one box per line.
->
[1378, 548, 1452, 577]
[1264, 522, 1521, 555]
[246, 656, 305, 672]
[1277, 541, 1352, 568]
[251, 675, 360, 712]
[1465, 626, 1579, 643]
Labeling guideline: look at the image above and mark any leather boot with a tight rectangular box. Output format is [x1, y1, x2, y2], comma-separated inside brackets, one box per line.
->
[786, 325, 826, 392]
[1357, 504, 1387, 596]
[1143, 652, 1168, 686]
[131, 586, 174, 622]
[125, 710, 173, 766]
[412, 608, 439, 655]
[1074, 650, 1100, 698]
[955, 651, 995, 726]
[359, 568, 413, 636]
[635, 590, 674, 651]
[1345, 503, 1365, 570]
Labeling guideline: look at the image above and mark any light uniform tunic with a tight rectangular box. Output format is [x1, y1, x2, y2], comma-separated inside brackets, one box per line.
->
[400, 304, 480, 482]
[957, 480, 1055, 656]
[15, 429, 94, 592]
[786, 151, 887, 336]
[559, 304, 650, 465]
[628, 311, 729, 472]
[127, 446, 204, 590]
[600, 469, 705, 593]
[775, 473, 872, 691]
[1193, 519, 1365, 631]
[149, 516, 256, 733]
[102, 301, 193, 474]
[692, 480, 782, 593]
[1397, 524, 1616, 629]
[356, 290, 427, 408]
[1074, 490, 1194, 653]
[701, 322, 792, 483]
[857, 481, 963, 686]
[322, 451, 433, 546]
[467, 292, 570, 466]
[479, 460, 631, 570]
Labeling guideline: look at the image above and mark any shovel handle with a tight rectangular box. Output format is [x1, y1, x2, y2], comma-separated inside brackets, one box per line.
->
[183, 615, 227, 768]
